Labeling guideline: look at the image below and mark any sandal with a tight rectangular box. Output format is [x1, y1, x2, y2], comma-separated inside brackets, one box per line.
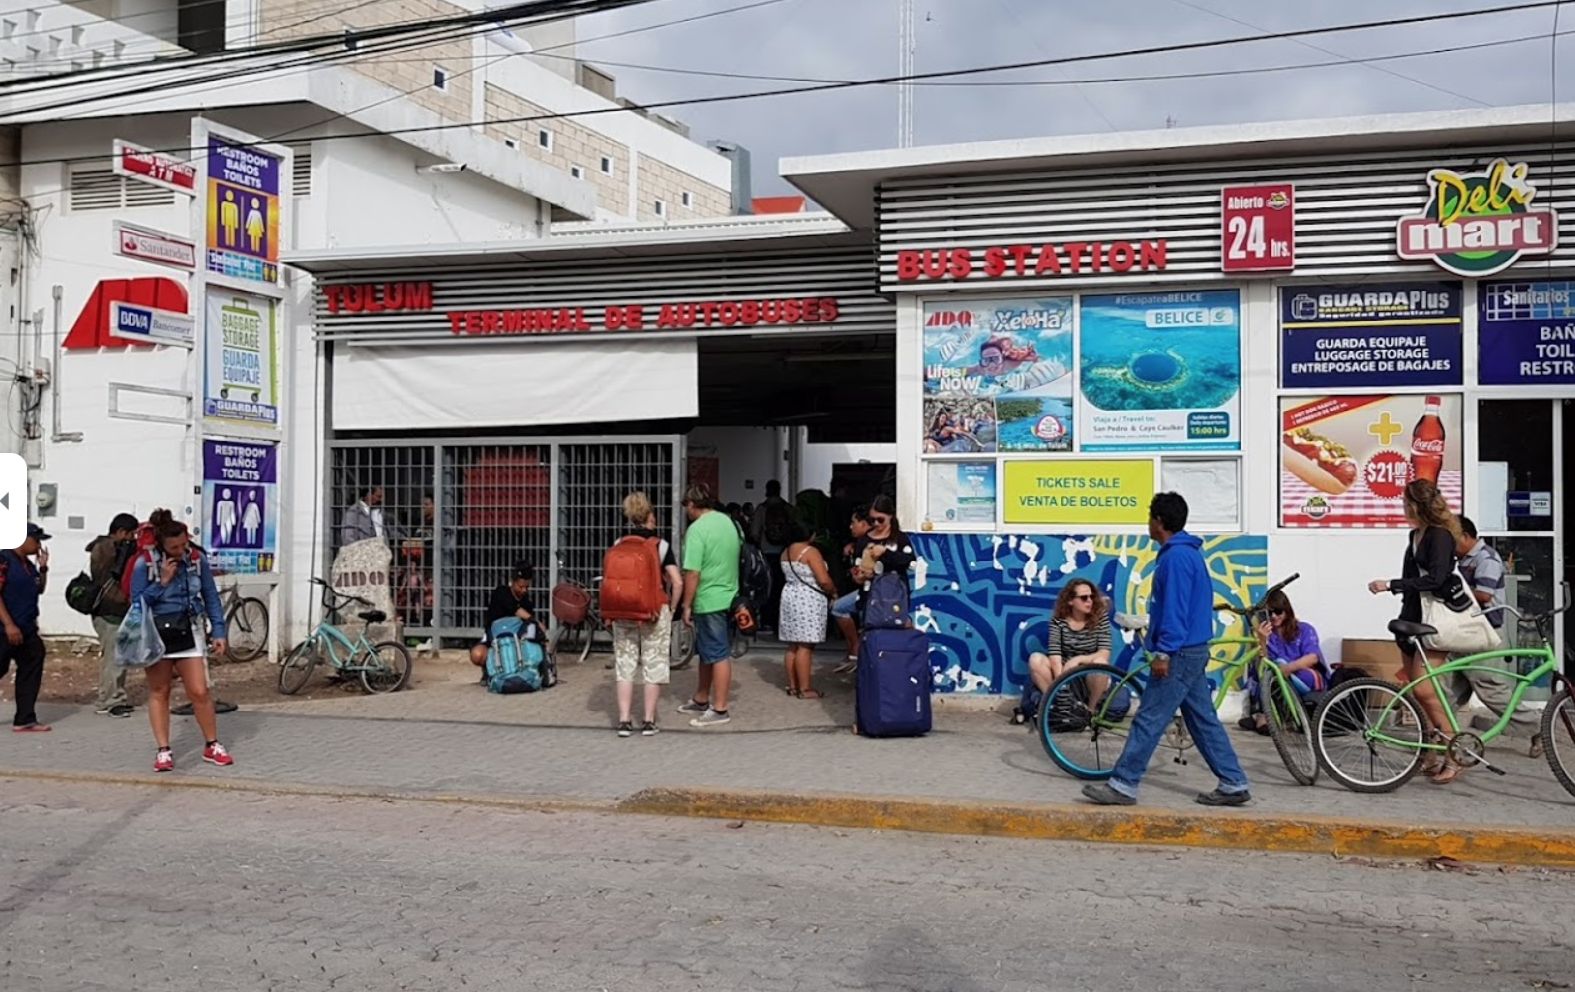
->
[1430, 760, 1466, 785]
[795, 688, 824, 700]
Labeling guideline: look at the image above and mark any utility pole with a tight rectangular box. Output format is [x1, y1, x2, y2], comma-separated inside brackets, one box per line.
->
[897, 0, 915, 148]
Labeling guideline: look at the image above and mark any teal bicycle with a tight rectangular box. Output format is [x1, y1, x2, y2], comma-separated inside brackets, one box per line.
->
[277, 578, 413, 695]
[1312, 594, 1575, 796]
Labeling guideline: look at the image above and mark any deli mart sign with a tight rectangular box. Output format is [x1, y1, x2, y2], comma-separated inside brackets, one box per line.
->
[321, 282, 841, 335]
[1397, 159, 1560, 277]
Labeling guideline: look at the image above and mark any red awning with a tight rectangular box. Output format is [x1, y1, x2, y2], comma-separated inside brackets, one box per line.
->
[64, 277, 190, 350]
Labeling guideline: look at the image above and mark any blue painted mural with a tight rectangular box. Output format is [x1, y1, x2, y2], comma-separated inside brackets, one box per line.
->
[911, 532, 1269, 696]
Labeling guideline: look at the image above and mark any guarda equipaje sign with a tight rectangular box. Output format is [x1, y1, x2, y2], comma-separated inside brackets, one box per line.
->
[1396, 159, 1560, 277]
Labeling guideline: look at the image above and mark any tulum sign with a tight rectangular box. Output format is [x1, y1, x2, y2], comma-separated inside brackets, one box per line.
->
[1396, 159, 1560, 277]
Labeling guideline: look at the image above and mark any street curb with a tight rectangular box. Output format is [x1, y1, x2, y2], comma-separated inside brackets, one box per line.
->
[8, 767, 1574, 867]
[617, 787, 1575, 868]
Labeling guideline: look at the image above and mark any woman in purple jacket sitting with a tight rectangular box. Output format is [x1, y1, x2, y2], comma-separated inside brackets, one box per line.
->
[1240, 588, 1331, 734]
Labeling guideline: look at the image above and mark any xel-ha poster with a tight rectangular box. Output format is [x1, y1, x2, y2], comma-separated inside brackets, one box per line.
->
[1078, 290, 1241, 451]
[1279, 394, 1462, 528]
[922, 297, 1074, 453]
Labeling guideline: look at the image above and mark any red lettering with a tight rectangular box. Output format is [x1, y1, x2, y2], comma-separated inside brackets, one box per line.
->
[325, 285, 346, 313]
[782, 299, 803, 323]
[465, 312, 483, 334]
[802, 299, 821, 323]
[897, 250, 922, 281]
[983, 246, 1007, 278]
[344, 285, 364, 313]
[949, 248, 974, 279]
[718, 303, 740, 326]
[622, 306, 643, 330]
[1108, 242, 1135, 272]
[1140, 240, 1168, 270]
[1009, 244, 1033, 277]
[407, 282, 433, 311]
[820, 298, 839, 322]
[1088, 242, 1104, 272]
[448, 311, 465, 334]
[1035, 244, 1062, 275]
[698, 302, 721, 325]
[739, 301, 760, 325]
[760, 300, 782, 324]
[1064, 242, 1089, 274]
[482, 311, 500, 333]
[504, 310, 524, 332]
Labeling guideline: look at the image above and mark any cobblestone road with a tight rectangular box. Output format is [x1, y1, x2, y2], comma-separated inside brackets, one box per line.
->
[2, 778, 1570, 992]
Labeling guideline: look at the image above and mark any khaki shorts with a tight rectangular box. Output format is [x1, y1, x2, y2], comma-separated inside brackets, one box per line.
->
[612, 606, 672, 685]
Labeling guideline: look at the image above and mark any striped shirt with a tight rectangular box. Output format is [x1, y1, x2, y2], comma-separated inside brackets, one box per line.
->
[1457, 539, 1507, 629]
[1049, 616, 1112, 661]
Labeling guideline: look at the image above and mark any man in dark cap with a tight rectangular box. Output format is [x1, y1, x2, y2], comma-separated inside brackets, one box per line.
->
[0, 524, 53, 732]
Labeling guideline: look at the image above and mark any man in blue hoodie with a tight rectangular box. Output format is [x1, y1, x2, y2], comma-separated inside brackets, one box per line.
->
[1082, 493, 1251, 807]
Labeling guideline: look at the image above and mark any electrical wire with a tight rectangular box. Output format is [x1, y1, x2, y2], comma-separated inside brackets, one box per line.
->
[11, 0, 1571, 171]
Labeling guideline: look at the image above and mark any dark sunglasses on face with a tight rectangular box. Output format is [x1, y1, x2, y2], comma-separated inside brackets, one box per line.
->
[870, 515, 891, 524]
[1269, 608, 1286, 617]
[1073, 593, 1093, 602]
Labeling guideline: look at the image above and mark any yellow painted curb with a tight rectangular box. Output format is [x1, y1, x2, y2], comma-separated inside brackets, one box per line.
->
[618, 787, 1575, 868]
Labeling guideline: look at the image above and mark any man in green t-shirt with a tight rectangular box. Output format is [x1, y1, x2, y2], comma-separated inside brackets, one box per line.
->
[677, 484, 741, 728]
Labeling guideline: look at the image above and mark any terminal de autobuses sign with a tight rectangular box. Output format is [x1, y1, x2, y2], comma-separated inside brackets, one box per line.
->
[321, 281, 840, 336]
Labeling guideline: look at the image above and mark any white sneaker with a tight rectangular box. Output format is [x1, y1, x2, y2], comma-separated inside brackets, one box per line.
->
[689, 708, 731, 728]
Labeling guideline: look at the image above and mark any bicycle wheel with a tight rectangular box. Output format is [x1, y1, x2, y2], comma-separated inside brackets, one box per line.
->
[670, 620, 694, 670]
[1312, 678, 1425, 793]
[225, 596, 270, 662]
[277, 640, 319, 695]
[576, 623, 596, 666]
[1038, 664, 1140, 780]
[1261, 670, 1318, 786]
[360, 641, 413, 694]
[1540, 689, 1575, 799]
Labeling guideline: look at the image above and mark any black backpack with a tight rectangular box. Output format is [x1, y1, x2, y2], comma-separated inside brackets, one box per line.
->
[734, 523, 772, 607]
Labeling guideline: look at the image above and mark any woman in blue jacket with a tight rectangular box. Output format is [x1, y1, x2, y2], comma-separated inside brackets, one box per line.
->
[129, 509, 232, 772]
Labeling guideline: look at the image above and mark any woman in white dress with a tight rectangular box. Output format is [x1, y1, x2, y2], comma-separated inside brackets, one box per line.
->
[778, 520, 840, 699]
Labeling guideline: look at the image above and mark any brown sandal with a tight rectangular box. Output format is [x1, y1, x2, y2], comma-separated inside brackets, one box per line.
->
[795, 688, 824, 700]
[1430, 761, 1466, 785]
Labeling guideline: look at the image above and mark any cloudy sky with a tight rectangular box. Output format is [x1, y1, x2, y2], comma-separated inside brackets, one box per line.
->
[578, 0, 1571, 195]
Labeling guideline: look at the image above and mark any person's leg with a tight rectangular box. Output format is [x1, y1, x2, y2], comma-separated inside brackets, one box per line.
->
[11, 634, 46, 728]
[1402, 650, 1454, 735]
[640, 608, 670, 725]
[612, 623, 638, 724]
[710, 659, 733, 712]
[1465, 665, 1540, 735]
[782, 643, 797, 693]
[1106, 658, 1191, 798]
[793, 645, 820, 698]
[94, 616, 130, 711]
[1028, 652, 1054, 693]
[175, 657, 220, 744]
[1175, 646, 1251, 795]
[145, 660, 174, 749]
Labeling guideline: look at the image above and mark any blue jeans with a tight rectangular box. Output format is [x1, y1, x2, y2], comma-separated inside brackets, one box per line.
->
[1109, 644, 1250, 799]
[830, 591, 858, 620]
[693, 611, 731, 665]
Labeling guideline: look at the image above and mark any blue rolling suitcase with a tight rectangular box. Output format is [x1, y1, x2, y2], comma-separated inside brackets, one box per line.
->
[855, 627, 932, 737]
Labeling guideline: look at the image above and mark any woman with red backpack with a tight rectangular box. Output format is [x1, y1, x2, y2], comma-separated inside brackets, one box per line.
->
[128, 509, 233, 772]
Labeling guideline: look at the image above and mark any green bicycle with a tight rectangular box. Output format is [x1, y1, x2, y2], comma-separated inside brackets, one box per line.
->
[1312, 595, 1575, 795]
[1039, 572, 1322, 785]
[277, 578, 413, 695]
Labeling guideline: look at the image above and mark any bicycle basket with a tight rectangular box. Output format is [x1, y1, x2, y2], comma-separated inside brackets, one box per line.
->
[552, 583, 591, 625]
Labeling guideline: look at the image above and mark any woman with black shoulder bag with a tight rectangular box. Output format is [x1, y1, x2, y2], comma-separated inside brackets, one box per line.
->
[129, 509, 233, 772]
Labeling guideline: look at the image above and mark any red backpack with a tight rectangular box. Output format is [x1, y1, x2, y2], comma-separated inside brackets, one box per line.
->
[118, 523, 160, 601]
[599, 536, 666, 623]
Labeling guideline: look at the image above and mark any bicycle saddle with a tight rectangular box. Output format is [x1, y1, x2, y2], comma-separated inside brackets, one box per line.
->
[1113, 613, 1149, 632]
[359, 610, 388, 624]
[1387, 619, 1437, 639]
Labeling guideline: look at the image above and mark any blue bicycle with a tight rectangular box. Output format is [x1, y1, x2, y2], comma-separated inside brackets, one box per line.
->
[277, 578, 413, 695]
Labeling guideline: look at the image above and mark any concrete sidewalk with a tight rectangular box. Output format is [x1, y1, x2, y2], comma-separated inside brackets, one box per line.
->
[5, 648, 1573, 864]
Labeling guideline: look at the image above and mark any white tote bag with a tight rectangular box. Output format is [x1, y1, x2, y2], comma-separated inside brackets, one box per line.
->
[1418, 577, 1500, 656]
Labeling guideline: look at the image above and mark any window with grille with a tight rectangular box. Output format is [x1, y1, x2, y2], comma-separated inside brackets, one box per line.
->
[68, 165, 175, 212]
[289, 142, 312, 197]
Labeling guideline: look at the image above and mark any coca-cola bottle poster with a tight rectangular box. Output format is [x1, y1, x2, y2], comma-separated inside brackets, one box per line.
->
[922, 298, 1074, 453]
[1279, 394, 1462, 527]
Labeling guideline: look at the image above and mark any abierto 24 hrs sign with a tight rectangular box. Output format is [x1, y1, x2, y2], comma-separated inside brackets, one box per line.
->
[1221, 183, 1295, 273]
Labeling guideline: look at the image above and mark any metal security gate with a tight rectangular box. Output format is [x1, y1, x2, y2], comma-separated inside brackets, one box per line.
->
[327, 436, 680, 641]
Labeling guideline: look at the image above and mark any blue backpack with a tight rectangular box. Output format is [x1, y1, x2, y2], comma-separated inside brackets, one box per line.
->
[486, 618, 545, 694]
[861, 571, 911, 630]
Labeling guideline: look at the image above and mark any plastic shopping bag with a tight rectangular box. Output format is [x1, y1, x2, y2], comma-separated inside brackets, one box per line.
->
[115, 598, 165, 669]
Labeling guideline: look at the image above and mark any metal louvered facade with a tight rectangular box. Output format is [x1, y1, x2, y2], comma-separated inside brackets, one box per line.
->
[876, 140, 1575, 292]
[313, 244, 892, 346]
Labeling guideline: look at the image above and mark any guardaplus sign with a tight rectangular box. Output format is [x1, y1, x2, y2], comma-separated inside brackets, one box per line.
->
[1396, 159, 1559, 277]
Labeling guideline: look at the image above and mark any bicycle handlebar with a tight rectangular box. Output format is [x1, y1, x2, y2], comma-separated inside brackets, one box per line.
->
[309, 577, 371, 610]
[1214, 573, 1300, 616]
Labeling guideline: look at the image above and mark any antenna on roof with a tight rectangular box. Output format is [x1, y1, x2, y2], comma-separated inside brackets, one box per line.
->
[898, 0, 916, 148]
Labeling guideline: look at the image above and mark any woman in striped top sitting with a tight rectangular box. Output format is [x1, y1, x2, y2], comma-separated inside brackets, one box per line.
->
[1027, 578, 1113, 697]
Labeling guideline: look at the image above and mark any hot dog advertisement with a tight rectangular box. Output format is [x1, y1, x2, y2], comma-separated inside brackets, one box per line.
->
[923, 297, 1074, 452]
[1280, 394, 1462, 528]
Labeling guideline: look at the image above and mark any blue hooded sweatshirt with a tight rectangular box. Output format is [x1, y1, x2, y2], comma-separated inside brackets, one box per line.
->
[1145, 531, 1213, 654]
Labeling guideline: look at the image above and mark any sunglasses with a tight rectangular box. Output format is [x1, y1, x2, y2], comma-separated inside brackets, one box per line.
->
[1072, 593, 1093, 602]
[869, 515, 891, 524]
[1269, 608, 1286, 617]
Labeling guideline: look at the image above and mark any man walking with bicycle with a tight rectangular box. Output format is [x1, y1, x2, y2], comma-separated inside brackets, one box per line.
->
[1082, 493, 1252, 808]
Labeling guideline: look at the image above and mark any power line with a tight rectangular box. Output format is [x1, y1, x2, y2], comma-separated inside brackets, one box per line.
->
[9, 1, 1571, 171]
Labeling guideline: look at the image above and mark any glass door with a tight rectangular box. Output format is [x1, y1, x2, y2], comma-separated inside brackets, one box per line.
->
[1476, 399, 1564, 694]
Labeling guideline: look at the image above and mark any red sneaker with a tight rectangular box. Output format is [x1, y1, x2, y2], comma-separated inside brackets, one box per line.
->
[154, 749, 174, 773]
[202, 742, 234, 767]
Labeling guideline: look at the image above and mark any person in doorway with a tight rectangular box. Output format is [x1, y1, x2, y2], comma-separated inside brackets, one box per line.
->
[87, 512, 141, 718]
[830, 506, 871, 674]
[1239, 589, 1329, 735]
[1083, 493, 1252, 808]
[0, 524, 53, 733]
[752, 480, 793, 633]
[677, 484, 741, 728]
[1026, 578, 1112, 699]
[339, 484, 386, 547]
[610, 492, 682, 737]
[130, 510, 232, 771]
[1367, 480, 1473, 782]
[851, 495, 914, 616]
[779, 519, 839, 699]
[1446, 517, 1541, 754]
[469, 562, 544, 673]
